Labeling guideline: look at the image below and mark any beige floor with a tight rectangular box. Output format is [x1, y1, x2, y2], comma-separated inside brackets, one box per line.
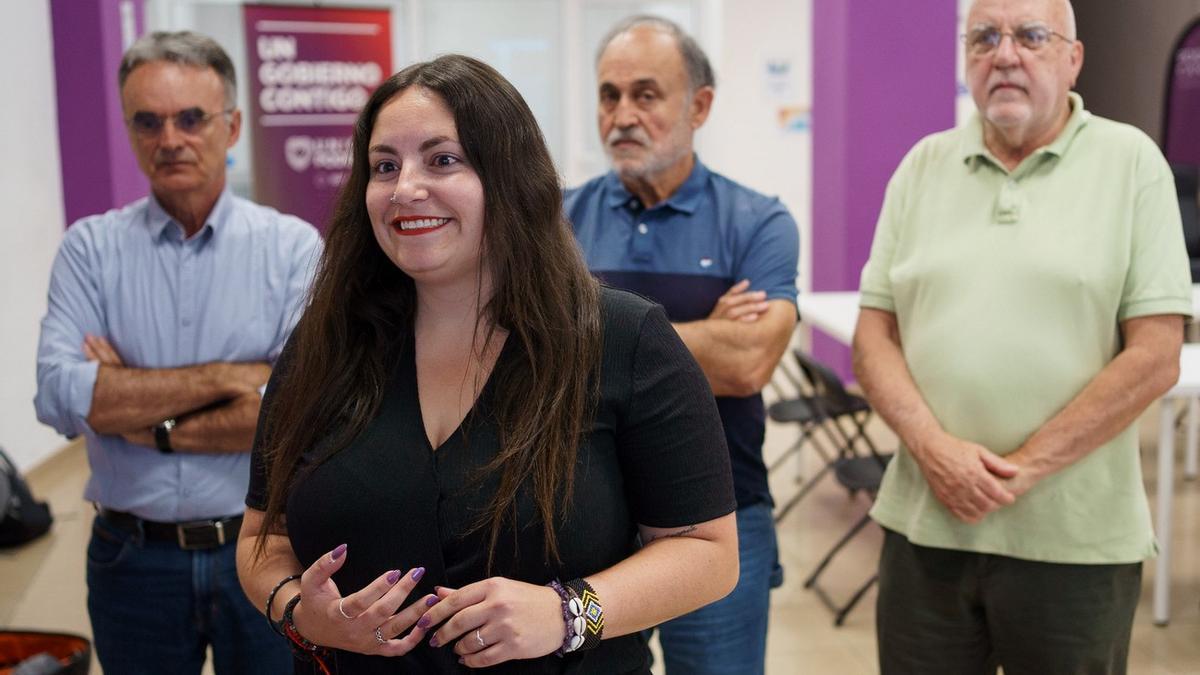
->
[2, 401, 1199, 674]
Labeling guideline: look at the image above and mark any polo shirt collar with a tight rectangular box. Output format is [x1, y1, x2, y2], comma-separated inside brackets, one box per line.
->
[960, 91, 1091, 167]
[146, 188, 232, 240]
[603, 171, 635, 209]
[603, 155, 709, 214]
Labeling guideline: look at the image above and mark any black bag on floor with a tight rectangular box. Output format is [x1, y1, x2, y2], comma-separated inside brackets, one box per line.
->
[0, 447, 52, 548]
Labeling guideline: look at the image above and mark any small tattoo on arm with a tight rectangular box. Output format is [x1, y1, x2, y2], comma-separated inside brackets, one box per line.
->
[644, 524, 698, 544]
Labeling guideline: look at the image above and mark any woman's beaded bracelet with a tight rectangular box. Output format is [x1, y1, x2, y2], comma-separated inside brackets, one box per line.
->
[281, 594, 324, 657]
[546, 579, 582, 656]
[266, 573, 301, 636]
[546, 578, 603, 655]
[278, 593, 332, 675]
[564, 578, 604, 651]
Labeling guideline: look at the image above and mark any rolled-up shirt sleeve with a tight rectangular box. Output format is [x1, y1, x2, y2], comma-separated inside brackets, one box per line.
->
[34, 224, 103, 438]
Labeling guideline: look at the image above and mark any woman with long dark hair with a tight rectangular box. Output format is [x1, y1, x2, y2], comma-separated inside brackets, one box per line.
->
[236, 54, 737, 673]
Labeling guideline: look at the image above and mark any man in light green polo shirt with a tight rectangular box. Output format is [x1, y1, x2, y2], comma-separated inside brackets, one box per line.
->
[853, 0, 1191, 673]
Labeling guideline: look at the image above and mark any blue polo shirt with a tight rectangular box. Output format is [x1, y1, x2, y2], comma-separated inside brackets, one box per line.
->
[565, 158, 799, 509]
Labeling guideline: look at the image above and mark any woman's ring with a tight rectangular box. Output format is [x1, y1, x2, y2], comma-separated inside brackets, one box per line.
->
[338, 597, 354, 620]
[475, 629, 486, 648]
[375, 626, 387, 645]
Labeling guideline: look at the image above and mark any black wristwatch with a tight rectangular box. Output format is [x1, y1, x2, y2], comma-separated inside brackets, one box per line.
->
[154, 418, 177, 454]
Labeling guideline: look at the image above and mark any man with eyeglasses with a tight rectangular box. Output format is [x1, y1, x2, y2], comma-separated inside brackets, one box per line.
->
[35, 30, 320, 674]
[854, 1, 1190, 673]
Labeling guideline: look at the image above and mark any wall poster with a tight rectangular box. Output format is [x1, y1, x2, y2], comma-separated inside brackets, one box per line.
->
[243, 4, 392, 231]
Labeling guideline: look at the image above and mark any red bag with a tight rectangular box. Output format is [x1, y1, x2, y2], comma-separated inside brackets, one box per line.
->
[0, 631, 90, 675]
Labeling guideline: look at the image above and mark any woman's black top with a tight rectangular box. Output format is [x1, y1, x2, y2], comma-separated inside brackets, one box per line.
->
[246, 287, 736, 674]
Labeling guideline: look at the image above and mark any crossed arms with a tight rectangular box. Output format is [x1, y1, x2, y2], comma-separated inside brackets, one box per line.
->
[81, 334, 270, 453]
[674, 280, 797, 397]
[32, 225, 301, 455]
[852, 307, 1184, 523]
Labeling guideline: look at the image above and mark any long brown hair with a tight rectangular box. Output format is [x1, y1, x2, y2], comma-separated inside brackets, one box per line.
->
[257, 55, 601, 568]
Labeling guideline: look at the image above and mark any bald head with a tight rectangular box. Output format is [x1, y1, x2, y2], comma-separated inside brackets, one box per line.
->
[1059, 0, 1076, 40]
[967, 0, 1076, 39]
[595, 15, 714, 93]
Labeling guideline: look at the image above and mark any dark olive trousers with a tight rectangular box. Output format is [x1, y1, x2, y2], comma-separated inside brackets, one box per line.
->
[876, 528, 1141, 675]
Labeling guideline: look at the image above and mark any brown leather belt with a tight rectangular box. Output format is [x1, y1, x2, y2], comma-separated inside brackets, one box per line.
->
[96, 507, 242, 550]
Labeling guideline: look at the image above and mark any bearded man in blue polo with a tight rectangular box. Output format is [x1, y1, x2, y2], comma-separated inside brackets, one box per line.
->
[565, 15, 800, 675]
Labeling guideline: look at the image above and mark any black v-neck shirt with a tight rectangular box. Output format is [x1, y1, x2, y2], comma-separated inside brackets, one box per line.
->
[247, 287, 735, 674]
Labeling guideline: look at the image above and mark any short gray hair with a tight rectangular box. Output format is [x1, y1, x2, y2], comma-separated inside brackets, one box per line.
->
[118, 31, 237, 107]
[595, 15, 715, 92]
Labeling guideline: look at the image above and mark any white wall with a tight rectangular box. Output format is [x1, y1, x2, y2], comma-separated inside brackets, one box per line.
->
[561, 0, 814, 289]
[703, 0, 811, 291]
[0, 0, 68, 471]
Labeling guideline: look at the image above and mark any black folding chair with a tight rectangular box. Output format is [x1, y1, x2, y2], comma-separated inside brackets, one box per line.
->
[790, 352, 894, 626]
[793, 350, 880, 459]
[767, 356, 853, 523]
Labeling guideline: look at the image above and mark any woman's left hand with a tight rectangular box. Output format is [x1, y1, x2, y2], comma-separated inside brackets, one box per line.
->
[419, 577, 564, 667]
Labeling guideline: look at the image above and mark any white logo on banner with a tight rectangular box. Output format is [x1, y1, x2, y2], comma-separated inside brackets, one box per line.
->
[285, 136, 313, 172]
[284, 136, 353, 173]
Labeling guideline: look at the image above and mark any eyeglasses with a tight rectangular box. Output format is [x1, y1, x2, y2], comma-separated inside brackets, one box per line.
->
[963, 24, 1073, 55]
[126, 107, 233, 137]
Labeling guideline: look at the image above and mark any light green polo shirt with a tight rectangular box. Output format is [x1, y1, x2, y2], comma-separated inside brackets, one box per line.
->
[860, 94, 1192, 563]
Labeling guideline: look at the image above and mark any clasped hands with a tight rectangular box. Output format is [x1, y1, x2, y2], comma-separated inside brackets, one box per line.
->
[914, 432, 1040, 524]
[290, 544, 565, 668]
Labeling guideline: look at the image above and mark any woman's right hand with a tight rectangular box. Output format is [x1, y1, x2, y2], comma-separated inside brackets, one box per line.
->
[290, 544, 439, 656]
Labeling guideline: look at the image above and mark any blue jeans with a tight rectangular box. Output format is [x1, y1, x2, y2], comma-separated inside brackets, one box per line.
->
[86, 513, 293, 675]
[657, 501, 782, 675]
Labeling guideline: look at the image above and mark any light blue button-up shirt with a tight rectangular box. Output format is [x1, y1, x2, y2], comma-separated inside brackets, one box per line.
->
[34, 190, 321, 522]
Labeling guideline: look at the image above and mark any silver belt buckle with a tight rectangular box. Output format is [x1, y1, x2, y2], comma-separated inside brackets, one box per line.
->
[175, 519, 224, 550]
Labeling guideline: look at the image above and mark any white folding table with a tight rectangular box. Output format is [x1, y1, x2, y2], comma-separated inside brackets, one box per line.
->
[1154, 344, 1200, 624]
[796, 291, 859, 346]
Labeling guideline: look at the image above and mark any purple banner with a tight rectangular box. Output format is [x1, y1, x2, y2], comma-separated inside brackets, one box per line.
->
[1165, 19, 1200, 166]
[243, 5, 392, 232]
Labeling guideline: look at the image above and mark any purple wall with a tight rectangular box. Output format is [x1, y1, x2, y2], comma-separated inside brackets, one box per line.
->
[810, 0, 957, 378]
[1164, 19, 1200, 166]
[51, 0, 146, 226]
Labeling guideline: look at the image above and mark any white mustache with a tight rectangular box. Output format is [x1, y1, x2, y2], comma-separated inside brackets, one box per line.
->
[154, 150, 196, 165]
[606, 128, 650, 147]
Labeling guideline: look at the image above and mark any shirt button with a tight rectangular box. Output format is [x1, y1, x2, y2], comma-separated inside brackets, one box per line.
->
[637, 223, 649, 235]
[628, 198, 639, 208]
[182, 318, 192, 327]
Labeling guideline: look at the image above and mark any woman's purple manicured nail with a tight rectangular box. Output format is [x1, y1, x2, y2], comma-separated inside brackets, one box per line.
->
[428, 636, 439, 648]
[411, 566, 425, 582]
[417, 616, 431, 629]
[425, 595, 440, 607]
[330, 543, 347, 561]
[386, 569, 401, 585]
